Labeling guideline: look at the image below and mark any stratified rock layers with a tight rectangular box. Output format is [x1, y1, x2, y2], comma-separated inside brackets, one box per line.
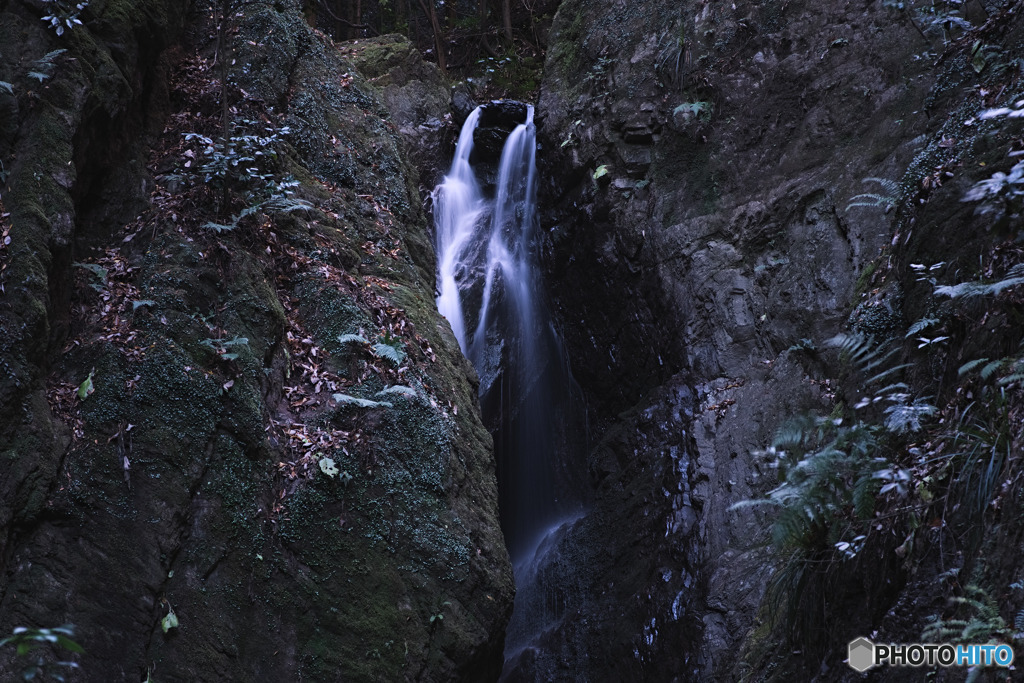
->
[528, 0, 937, 679]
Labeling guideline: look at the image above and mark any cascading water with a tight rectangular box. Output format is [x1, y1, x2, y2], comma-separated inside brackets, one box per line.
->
[432, 103, 587, 666]
[434, 106, 483, 353]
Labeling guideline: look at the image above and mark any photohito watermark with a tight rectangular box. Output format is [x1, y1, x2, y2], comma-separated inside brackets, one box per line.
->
[847, 637, 1014, 672]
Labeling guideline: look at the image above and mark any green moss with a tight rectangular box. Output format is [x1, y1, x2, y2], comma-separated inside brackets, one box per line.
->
[294, 276, 369, 364]
[853, 260, 878, 297]
[549, 5, 588, 76]
[0, 1, 510, 678]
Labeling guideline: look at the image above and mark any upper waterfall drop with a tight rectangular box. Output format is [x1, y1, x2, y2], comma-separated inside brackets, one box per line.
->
[431, 102, 586, 563]
[433, 106, 484, 353]
[471, 106, 538, 359]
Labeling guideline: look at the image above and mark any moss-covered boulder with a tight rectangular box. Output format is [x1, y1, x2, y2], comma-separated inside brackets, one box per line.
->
[0, 1, 512, 680]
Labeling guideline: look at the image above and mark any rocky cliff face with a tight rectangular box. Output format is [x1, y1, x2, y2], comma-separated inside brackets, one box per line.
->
[530, 0, 1024, 679]
[0, 1, 512, 680]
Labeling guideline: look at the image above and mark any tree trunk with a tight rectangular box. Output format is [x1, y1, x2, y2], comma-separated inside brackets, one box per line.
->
[501, 0, 512, 41]
[477, 0, 488, 31]
[416, 0, 447, 74]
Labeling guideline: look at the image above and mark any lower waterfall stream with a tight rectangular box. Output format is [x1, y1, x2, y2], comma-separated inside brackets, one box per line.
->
[432, 102, 587, 667]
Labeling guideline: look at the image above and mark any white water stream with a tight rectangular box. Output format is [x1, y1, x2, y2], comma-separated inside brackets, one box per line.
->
[432, 105, 588, 663]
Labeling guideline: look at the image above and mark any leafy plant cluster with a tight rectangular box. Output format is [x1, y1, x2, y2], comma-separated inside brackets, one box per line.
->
[751, 77, 1024, 667]
[470, 50, 542, 99]
[924, 584, 1010, 644]
[750, 278, 1022, 655]
[0, 50, 68, 96]
[883, 0, 979, 45]
[735, 334, 936, 644]
[673, 100, 713, 124]
[180, 120, 290, 196]
[40, 0, 89, 36]
[0, 625, 83, 682]
[175, 119, 312, 232]
[921, 582, 1024, 683]
[324, 333, 416, 410]
[200, 335, 250, 361]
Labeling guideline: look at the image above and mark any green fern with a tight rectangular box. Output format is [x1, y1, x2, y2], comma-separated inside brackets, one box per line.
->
[905, 316, 940, 338]
[959, 358, 990, 376]
[73, 262, 108, 291]
[372, 340, 406, 366]
[332, 392, 392, 409]
[203, 220, 238, 233]
[735, 332, 936, 649]
[959, 356, 1024, 387]
[981, 360, 1007, 380]
[34, 49, 68, 68]
[337, 333, 369, 345]
[846, 177, 900, 213]
[830, 333, 914, 395]
[262, 196, 314, 215]
[997, 371, 1024, 386]
[935, 264, 1024, 299]
[884, 398, 937, 434]
[376, 385, 418, 399]
[200, 335, 248, 361]
[923, 585, 1009, 644]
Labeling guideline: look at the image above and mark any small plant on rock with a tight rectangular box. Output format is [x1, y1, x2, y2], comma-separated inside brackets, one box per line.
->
[40, 0, 89, 36]
[0, 624, 84, 681]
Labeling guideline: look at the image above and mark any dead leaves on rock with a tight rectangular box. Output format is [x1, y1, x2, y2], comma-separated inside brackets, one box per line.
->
[0, 198, 10, 294]
[70, 247, 152, 362]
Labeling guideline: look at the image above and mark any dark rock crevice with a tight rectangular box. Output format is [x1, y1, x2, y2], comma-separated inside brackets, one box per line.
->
[529, 0, 944, 678]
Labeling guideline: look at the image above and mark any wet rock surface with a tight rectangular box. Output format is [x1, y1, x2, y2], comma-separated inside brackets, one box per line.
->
[532, 0, 942, 677]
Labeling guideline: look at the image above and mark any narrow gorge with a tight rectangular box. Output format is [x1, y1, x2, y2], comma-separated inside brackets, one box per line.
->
[2, 0, 1024, 681]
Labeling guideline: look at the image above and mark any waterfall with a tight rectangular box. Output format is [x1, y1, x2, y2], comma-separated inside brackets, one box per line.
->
[434, 106, 484, 353]
[432, 104, 587, 662]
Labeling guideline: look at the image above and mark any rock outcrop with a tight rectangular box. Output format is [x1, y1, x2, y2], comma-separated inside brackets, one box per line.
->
[0, 2, 512, 680]
[527, 0, 973, 678]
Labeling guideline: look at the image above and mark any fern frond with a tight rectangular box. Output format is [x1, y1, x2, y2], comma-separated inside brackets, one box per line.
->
[728, 498, 783, 512]
[852, 472, 877, 518]
[981, 360, 1006, 380]
[998, 372, 1024, 386]
[263, 196, 314, 214]
[332, 392, 392, 409]
[865, 177, 900, 196]
[337, 333, 369, 345]
[884, 399, 937, 434]
[860, 349, 902, 377]
[866, 362, 913, 387]
[372, 341, 406, 366]
[829, 332, 877, 363]
[376, 385, 418, 398]
[773, 416, 816, 450]
[906, 316, 940, 338]
[33, 49, 68, 68]
[203, 220, 238, 233]
[935, 269, 1024, 298]
[959, 358, 990, 376]
[846, 178, 900, 212]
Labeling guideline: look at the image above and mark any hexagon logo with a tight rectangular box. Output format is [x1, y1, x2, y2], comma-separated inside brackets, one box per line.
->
[848, 637, 875, 673]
